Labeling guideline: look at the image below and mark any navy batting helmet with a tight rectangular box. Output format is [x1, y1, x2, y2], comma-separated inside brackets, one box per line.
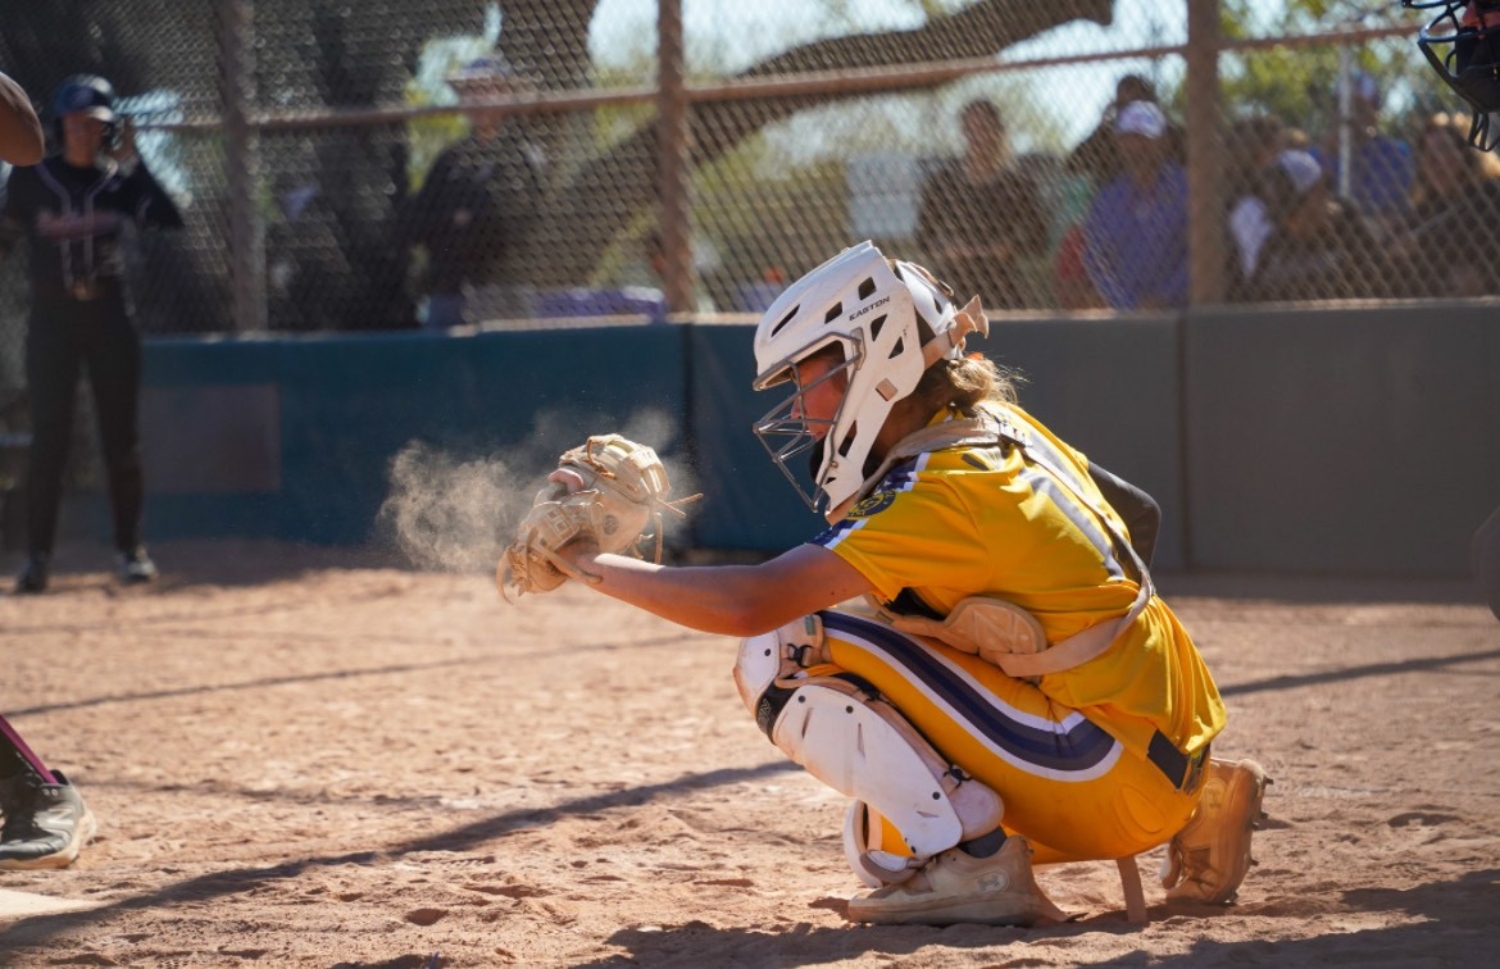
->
[51, 74, 118, 144]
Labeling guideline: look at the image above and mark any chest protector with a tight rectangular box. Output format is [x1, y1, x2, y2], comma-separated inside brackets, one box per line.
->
[859, 407, 1155, 682]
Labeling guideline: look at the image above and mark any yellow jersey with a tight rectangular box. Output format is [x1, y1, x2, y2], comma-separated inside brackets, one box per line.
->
[812, 401, 1226, 760]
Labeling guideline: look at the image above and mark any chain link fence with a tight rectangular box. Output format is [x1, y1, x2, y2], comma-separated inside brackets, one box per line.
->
[0, 1, 1487, 405]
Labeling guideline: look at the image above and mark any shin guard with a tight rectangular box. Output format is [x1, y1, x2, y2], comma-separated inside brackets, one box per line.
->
[735, 624, 1002, 881]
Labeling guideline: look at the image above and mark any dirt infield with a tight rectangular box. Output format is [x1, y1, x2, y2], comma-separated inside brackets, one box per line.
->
[1, 540, 1497, 968]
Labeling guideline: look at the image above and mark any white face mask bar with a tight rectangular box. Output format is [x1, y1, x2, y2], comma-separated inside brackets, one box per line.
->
[753, 349, 860, 514]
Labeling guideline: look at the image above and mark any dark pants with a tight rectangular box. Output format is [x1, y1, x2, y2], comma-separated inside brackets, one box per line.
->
[23, 297, 145, 556]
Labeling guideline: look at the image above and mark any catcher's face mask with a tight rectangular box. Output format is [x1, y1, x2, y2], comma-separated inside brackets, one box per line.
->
[1408, 0, 1500, 149]
[753, 341, 861, 515]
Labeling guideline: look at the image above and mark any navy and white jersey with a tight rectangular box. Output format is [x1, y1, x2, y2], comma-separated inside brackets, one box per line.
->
[1, 155, 181, 304]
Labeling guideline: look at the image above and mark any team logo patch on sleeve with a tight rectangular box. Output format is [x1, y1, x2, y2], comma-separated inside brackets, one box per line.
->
[848, 490, 897, 518]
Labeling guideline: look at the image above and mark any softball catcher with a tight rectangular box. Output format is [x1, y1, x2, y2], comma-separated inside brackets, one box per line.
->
[502, 242, 1268, 925]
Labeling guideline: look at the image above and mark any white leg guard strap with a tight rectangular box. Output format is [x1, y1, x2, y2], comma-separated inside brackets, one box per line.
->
[844, 799, 920, 888]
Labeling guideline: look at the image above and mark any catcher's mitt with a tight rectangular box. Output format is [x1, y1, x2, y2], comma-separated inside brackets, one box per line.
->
[499, 434, 700, 599]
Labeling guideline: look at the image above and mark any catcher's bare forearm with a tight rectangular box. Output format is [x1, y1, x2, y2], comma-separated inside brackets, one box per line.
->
[561, 543, 872, 638]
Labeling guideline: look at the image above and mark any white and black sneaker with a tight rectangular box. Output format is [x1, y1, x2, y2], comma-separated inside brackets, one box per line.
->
[0, 770, 97, 870]
[117, 546, 158, 585]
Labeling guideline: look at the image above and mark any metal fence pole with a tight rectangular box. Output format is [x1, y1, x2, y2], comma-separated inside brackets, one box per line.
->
[657, 0, 693, 316]
[1186, 0, 1224, 306]
[1336, 44, 1354, 203]
[220, 0, 264, 333]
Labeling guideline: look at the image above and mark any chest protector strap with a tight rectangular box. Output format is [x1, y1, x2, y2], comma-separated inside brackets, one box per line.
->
[861, 408, 1155, 680]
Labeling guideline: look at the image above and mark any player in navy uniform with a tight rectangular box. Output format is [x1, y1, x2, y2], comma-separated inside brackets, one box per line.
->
[1, 74, 182, 594]
[0, 69, 100, 869]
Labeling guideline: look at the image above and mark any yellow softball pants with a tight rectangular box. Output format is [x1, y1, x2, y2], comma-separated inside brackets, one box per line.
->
[819, 610, 1204, 864]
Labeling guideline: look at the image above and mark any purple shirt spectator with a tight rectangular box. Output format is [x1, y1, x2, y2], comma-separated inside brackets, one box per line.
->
[1082, 162, 1190, 309]
[1081, 102, 1190, 310]
[1311, 72, 1415, 223]
[1311, 136, 1415, 221]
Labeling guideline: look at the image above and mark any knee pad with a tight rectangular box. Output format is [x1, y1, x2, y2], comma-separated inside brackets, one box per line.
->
[733, 614, 830, 727]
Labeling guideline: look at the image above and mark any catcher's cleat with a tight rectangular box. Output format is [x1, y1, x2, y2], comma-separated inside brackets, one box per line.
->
[1160, 758, 1269, 904]
[846, 835, 1067, 927]
[0, 770, 97, 870]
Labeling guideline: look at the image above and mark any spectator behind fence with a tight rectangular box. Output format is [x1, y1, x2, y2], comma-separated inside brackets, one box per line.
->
[1068, 73, 1185, 188]
[1312, 71, 1414, 237]
[1390, 112, 1500, 297]
[915, 100, 1047, 310]
[265, 174, 352, 331]
[1226, 116, 1290, 284]
[266, 142, 416, 333]
[1081, 101, 1189, 311]
[1, 74, 183, 594]
[1047, 147, 1108, 310]
[912, 99, 1044, 312]
[397, 54, 545, 329]
[1232, 149, 1387, 303]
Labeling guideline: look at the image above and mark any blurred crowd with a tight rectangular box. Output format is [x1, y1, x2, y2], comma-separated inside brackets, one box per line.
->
[914, 72, 1500, 314]
[14, 59, 1496, 337]
[272, 60, 1500, 331]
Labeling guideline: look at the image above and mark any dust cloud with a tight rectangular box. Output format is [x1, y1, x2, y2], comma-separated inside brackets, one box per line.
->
[377, 407, 697, 574]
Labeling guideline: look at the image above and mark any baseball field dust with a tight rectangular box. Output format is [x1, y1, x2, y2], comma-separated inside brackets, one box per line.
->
[0, 539, 1496, 967]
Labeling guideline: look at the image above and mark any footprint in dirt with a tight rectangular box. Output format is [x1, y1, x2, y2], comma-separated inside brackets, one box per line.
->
[403, 907, 449, 926]
[1387, 811, 1462, 827]
[331, 956, 442, 969]
[464, 882, 546, 899]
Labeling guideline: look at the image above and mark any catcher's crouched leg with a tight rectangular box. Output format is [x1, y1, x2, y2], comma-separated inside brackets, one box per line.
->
[734, 616, 1001, 881]
[734, 617, 1065, 925]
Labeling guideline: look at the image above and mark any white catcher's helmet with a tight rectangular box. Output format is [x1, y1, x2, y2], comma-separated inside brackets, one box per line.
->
[752, 241, 986, 521]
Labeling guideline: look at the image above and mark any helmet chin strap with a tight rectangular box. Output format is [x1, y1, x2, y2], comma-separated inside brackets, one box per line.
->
[920, 296, 989, 369]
